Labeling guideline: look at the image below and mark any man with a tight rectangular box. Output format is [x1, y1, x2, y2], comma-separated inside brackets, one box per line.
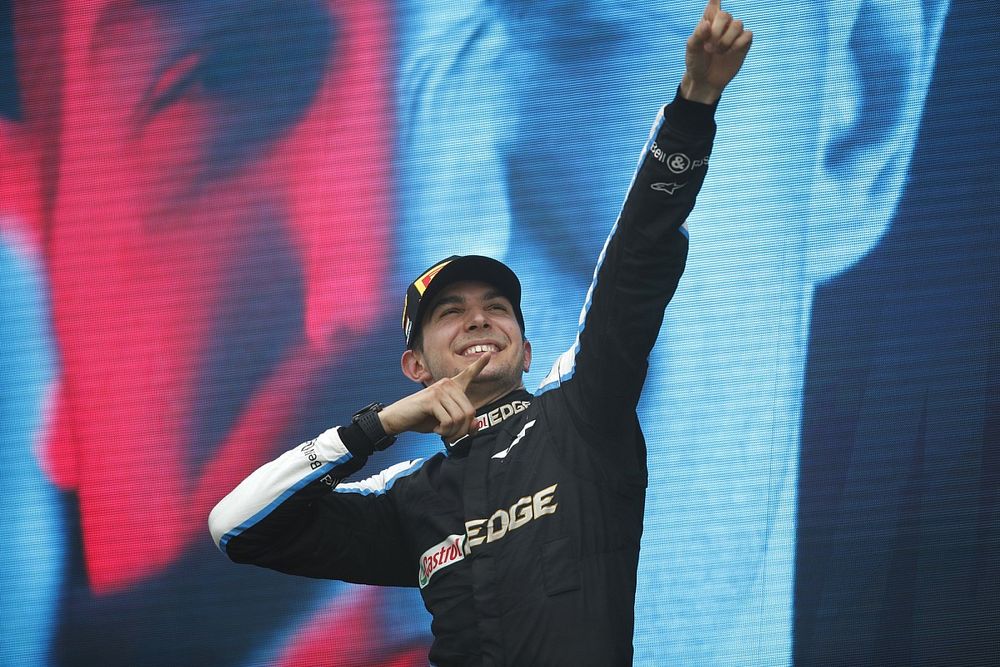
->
[210, 2, 751, 664]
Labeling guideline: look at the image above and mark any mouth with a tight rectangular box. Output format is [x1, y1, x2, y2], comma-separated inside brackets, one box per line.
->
[458, 342, 502, 357]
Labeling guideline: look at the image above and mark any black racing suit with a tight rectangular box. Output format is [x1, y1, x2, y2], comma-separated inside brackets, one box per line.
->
[209, 91, 717, 666]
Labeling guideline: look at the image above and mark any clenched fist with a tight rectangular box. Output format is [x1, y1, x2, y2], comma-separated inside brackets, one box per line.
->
[681, 0, 753, 104]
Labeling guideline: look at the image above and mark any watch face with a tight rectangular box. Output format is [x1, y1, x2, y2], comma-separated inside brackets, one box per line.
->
[353, 402, 383, 421]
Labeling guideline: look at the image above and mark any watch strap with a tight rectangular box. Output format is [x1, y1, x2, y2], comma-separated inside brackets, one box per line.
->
[350, 402, 396, 453]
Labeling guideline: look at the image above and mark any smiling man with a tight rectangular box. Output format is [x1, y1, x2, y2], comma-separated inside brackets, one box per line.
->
[209, 2, 751, 664]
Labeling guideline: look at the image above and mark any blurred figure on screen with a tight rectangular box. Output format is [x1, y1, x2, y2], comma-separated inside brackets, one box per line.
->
[7, 0, 408, 664]
[795, 2, 1000, 662]
[396, 0, 948, 663]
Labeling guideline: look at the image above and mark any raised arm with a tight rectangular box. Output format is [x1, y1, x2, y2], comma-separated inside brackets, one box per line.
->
[537, 0, 751, 434]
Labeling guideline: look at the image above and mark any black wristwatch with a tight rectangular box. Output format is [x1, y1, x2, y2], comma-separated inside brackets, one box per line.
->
[351, 402, 396, 452]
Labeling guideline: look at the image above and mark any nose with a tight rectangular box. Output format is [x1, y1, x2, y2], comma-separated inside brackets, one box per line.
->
[464, 307, 491, 331]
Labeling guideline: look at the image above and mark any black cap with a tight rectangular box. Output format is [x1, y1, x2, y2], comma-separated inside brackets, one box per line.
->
[402, 255, 524, 348]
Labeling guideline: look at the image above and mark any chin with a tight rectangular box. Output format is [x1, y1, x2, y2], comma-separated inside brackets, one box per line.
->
[477, 366, 523, 387]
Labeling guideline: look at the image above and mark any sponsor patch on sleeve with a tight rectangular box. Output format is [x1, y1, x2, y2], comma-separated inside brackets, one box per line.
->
[418, 534, 466, 589]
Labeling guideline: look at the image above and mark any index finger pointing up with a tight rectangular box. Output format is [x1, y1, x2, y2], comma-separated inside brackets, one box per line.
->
[702, 0, 721, 20]
[454, 353, 491, 391]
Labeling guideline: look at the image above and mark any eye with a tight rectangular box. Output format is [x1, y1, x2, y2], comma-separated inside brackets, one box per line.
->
[146, 52, 202, 117]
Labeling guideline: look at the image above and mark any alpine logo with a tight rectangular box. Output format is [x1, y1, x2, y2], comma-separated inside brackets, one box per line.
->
[418, 534, 466, 589]
[492, 420, 536, 459]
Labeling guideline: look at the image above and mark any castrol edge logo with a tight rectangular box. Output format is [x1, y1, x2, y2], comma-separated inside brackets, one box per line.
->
[473, 399, 530, 432]
[417, 483, 559, 589]
[418, 534, 466, 588]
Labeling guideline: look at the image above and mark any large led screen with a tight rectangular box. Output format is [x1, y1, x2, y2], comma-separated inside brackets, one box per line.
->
[1, 0, 996, 665]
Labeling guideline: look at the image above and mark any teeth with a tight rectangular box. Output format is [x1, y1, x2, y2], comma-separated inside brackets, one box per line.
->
[464, 344, 499, 355]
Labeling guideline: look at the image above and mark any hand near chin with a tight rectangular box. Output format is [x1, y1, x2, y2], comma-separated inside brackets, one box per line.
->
[379, 353, 491, 441]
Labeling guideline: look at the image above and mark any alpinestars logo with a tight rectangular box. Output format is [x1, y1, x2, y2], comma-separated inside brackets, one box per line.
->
[651, 182, 686, 195]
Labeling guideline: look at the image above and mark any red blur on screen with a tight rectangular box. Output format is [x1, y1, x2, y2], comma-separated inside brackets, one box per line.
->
[10, 0, 393, 595]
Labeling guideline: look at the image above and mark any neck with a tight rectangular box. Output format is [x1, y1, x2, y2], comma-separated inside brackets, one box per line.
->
[469, 382, 525, 411]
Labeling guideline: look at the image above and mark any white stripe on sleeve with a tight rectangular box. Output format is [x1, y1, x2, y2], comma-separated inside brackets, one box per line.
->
[208, 427, 353, 550]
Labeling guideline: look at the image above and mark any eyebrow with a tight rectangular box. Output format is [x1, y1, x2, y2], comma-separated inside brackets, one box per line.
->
[429, 295, 464, 315]
[429, 289, 507, 316]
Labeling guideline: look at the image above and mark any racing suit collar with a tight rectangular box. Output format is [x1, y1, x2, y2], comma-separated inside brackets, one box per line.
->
[443, 389, 533, 456]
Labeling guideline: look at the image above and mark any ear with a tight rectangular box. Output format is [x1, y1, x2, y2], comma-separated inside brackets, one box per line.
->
[805, 0, 949, 282]
[522, 339, 532, 373]
[401, 349, 434, 385]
